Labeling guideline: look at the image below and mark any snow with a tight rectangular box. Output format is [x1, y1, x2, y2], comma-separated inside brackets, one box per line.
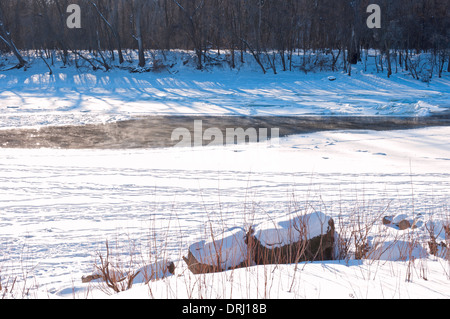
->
[0, 51, 449, 129]
[0, 126, 449, 299]
[108, 260, 450, 299]
[188, 226, 248, 270]
[253, 211, 333, 247]
[0, 51, 449, 299]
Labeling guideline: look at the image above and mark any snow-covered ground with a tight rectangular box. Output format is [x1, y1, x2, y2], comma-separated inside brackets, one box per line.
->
[0, 51, 449, 129]
[0, 51, 449, 299]
[0, 126, 449, 299]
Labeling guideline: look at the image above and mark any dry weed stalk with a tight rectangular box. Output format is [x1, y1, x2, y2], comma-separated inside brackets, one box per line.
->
[95, 240, 141, 294]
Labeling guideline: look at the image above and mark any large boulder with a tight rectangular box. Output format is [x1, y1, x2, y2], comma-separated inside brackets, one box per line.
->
[246, 211, 336, 265]
[183, 227, 251, 274]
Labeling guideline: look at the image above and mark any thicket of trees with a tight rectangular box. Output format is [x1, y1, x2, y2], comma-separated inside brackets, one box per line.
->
[0, 0, 448, 75]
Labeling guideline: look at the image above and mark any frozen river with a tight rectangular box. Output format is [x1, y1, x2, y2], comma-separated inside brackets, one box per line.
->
[0, 122, 449, 296]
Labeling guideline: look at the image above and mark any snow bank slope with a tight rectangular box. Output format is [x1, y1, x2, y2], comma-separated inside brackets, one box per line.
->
[0, 52, 449, 128]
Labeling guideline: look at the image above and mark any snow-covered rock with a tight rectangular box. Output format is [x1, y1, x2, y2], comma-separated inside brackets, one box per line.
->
[248, 211, 336, 264]
[183, 227, 250, 274]
[82, 260, 175, 285]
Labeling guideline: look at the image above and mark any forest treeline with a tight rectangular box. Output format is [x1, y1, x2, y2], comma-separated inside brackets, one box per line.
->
[0, 0, 448, 74]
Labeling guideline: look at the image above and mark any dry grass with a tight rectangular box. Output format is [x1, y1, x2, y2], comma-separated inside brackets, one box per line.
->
[1, 198, 449, 299]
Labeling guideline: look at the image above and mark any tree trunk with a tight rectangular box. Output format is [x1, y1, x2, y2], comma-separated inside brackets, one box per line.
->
[90, 1, 124, 64]
[385, 42, 392, 78]
[447, 53, 450, 73]
[134, 1, 145, 68]
[0, 6, 26, 68]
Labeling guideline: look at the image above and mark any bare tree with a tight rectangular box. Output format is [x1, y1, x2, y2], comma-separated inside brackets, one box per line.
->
[130, 0, 147, 68]
[0, 2, 26, 68]
[90, 0, 124, 64]
[173, 0, 206, 70]
[0, 0, 447, 77]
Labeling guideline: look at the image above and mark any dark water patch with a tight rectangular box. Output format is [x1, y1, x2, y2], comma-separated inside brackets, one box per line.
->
[1, 115, 449, 149]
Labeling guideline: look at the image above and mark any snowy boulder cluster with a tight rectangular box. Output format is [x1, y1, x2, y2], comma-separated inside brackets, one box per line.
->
[363, 213, 449, 261]
[382, 214, 422, 230]
[183, 211, 337, 274]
